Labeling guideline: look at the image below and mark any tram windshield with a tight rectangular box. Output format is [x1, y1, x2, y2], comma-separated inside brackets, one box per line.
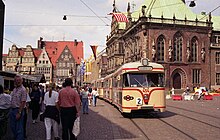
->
[123, 73, 164, 87]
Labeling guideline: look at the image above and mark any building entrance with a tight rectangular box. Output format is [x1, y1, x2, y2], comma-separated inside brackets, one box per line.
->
[173, 73, 181, 89]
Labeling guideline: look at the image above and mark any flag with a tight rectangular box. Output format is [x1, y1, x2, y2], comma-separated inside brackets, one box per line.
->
[80, 61, 85, 75]
[90, 45, 98, 60]
[111, 13, 129, 22]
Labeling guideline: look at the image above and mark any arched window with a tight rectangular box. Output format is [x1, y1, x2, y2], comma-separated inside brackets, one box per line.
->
[191, 37, 198, 62]
[173, 32, 183, 61]
[157, 35, 165, 61]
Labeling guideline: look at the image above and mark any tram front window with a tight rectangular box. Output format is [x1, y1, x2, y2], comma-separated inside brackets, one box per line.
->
[123, 73, 164, 87]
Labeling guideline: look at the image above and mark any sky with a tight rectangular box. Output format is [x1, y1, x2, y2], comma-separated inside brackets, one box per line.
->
[2, 0, 220, 59]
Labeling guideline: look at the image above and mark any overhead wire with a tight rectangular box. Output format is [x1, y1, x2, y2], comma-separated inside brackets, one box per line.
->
[4, 24, 110, 27]
[79, 0, 110, 26]
[4, 38, 23, 48]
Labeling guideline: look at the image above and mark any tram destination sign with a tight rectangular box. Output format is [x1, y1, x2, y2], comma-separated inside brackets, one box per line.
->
[138, 66, 152, 71]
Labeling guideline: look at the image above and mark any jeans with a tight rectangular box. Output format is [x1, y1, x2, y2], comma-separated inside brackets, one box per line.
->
[82, 98, 88, 113]
[10, 108, 24, 140]
[92, 95, 97, 106]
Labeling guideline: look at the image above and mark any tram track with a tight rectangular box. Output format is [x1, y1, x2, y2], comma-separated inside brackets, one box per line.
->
[167, 105, 220, 129]
[129, 118, 150, 140]
[129, 113, 197, 140]
[167, 105, 220, 120]
[129, 110, 220, 140]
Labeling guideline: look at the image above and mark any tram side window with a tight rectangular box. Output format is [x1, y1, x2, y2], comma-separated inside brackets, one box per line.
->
[123, 74, 130, 87]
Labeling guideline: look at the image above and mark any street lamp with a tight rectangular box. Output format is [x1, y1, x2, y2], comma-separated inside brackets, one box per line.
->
[63, 15, 67, 20]
[189, 0, 196, 7]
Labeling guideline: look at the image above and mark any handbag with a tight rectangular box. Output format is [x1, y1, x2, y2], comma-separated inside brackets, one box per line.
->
[72, 117, 80, 136]
[40, 112, 45, 122]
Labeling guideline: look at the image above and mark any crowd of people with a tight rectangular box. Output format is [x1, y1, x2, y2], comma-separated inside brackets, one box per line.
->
[0, 75, 99, 140]
[171, 85, 210, 100]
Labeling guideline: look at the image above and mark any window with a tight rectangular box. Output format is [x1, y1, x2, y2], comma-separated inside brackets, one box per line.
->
[123, 73, 164, 87]
[119, 42, 123, 54]
[192, 69, 201, 84]
[191, 37, 198, 62]
[216, 73, 220, 85]
[173, 32, 183, 61]
[214, 35, 220, 44]
[157, 35, 165, 61]
[216, 52, 220, 64]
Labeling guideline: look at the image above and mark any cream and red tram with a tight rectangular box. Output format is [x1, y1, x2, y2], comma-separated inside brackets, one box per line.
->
[101, 59, 165, 113]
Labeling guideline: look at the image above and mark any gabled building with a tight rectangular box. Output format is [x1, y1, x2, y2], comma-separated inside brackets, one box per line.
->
[21, 45, 41, 74]
[36, 47, 52, 83]
[55, 46, 76, 85]
[5, 44, 42, 75]
[106, 0, 220, 92]
[38, 38, 84, 85]
[5, 45, 23, 72]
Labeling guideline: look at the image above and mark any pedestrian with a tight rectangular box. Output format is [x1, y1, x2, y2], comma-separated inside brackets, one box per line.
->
[81, 87, 89, 114]
[171, 87, 175, 95]
[10, 75, 27, 140]
[23, 86, 31, 139]
[88, 86, 92, 106]
[58, 78, 81, 140]
[44, 83, 60, 140]
[0, 85, 11, 140]
[39, 85, 45, 113]
[92, 87, 99, 107]
[30, 84, 41, 123]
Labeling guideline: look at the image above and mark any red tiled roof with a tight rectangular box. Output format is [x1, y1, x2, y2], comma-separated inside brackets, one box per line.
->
[33, 49, 42, 58]
[45, 41, 84, 67]
[18, 49, 24, 56]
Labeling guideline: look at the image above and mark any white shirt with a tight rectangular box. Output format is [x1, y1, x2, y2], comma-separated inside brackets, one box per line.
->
[44, 90, 59, 106]
[0, 93, 11, 109]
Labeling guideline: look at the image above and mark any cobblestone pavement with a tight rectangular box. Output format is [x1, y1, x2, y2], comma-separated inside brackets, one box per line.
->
[2, 96, 220, 140]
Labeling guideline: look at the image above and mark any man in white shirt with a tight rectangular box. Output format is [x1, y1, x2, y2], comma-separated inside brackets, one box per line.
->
[0, 85, 11, 139]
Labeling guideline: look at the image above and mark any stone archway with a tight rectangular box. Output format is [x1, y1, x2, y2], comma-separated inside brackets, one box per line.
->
[171, 68, 187, 89]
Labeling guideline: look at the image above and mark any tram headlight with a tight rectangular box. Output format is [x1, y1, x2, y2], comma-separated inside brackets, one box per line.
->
[144, 94, 149, 100]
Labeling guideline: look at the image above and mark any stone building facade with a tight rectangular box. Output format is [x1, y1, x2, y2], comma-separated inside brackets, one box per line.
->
[105, 0, 220, 92]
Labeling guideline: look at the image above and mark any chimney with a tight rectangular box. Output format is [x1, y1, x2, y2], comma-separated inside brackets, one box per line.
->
[74, 39, 78, 46]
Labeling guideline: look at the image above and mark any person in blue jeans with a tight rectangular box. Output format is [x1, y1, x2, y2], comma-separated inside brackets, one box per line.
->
[10, 75, 27, 140]
[80, 87, 89, 114]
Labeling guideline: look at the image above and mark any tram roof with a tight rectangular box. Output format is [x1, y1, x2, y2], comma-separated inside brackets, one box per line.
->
[116, 61, 164, 73]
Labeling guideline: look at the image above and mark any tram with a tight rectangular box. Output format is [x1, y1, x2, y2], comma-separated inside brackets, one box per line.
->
[95, 58, 165, 113]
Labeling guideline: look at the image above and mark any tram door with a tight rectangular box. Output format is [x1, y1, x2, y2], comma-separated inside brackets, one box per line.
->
[173, 73, 181, 89]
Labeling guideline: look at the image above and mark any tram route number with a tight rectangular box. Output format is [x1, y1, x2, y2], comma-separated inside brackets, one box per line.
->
[136, 98, 143, 105]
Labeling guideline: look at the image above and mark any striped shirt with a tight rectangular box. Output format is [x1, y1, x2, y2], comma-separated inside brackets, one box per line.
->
[11, 85, 27, 108]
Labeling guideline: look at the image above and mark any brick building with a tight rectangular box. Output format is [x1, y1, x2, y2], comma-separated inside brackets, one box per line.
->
[105, 0, 220, 92]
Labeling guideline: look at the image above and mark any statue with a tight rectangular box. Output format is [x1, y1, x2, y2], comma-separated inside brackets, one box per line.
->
[201, 48, 205, 61]
[168, 46, 173, 60]
[152, 46, 156, 60]
[142, 50, 147, 58]
[186, 47, 191, 61]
